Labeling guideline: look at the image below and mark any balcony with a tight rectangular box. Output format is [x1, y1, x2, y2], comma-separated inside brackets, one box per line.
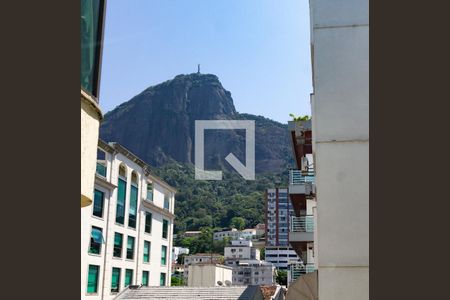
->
[289, 216, 314, 243]
[289, 262, 316, 283]
[289, 170, 315, 194]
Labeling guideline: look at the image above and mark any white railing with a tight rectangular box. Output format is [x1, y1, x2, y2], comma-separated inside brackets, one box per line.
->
[289, 169, 315, 185]
[290, 216, 314, 232]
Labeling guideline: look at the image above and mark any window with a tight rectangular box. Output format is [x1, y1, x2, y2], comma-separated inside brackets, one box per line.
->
[81, 0, 106, 98]
[162, 219, 169, 239]
[146, 183, 153, 201]
[142, 271, 149, 286]
[87, 265, 99, 294]
[145, 212, 152, 233]
[92, 189, 104, 218]
[161, 245, 167, 265]
[125, 269, 133, 287]
[128, 182, 138, 229]
[143, 241, 150, 263]
[116, 177, 127, 225]
[126, 236, 135, 260]
[113, 233, 123, 258]
[89, 227, 103, 254]
[164, 194, 170, 210]
[96, 149, 107, 177]
[111, 268, 121, 293]
[160, 273, 166, 286]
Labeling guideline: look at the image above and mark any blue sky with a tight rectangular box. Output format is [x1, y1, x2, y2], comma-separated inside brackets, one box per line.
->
[100, 0, 312, 124]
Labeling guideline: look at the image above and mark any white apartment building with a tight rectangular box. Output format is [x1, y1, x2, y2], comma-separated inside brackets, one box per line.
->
[183, 253, 223, 283]
[172, 246, 190, 263]
[307, 0, 369, 298]
[223, 240, 274, 286]
[264, 246, 301, 270]
[224, 240, 260, 261]
[213, 228, 256, 241]
[81, 140, 176, 299]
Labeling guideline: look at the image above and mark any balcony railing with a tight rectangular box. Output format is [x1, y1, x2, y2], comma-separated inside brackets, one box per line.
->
[289, 169, 315, 185]
[290, 216, 314, 232]
[289, 263, 316, 282]
[96, 162, 107, 177]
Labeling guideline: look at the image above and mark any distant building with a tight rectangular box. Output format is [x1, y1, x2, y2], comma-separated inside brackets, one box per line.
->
[172, 246, 190, 263]
[224, 239, 260, 260]
[81, 140, 176, 299]
[265, 188, 294, 247]
[213, 228, 256, 241]
[264, 246, 300, 270]
[187, 264, 233, 287]
[184, 253, 223, 283]
[254, 223, 266, 237]
[183, 231, 202, 237]
[223, 239, 275, 286]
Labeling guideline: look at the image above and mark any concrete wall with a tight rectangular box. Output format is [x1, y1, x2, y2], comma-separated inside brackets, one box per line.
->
[81, 91, 102, 206]
[187, 265, 232, 287]
[309, 0, 369, 298]
[81, 144, 175, 299]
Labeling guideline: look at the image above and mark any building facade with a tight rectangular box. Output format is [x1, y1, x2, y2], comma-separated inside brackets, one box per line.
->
[309, 0, 369, 299]
[172, 246, 190, 263]
[265, 188, 294, 247]
[187, 264, 233, 287]
[183, 253, 223, 283]
[265, 188, 301, 270]
[81, 0, 106, 207]
[81, 140, 176, 299]
[213, 228, 256, 241]
[223, 240, 274, 286]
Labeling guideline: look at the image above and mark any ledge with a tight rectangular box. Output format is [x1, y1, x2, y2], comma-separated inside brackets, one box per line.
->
[141, 199, 175, 219]
[81, 88, 103, 120]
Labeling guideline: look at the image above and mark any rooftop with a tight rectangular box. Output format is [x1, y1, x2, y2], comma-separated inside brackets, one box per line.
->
[114, 286, 263, 300]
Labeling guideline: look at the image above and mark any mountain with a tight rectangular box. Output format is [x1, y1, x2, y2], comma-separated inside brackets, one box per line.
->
[99, 73, 294, 232]
[100, 73, 292, 174]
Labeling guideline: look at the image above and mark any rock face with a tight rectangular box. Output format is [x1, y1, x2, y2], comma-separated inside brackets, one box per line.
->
[100, 73, 292, 173]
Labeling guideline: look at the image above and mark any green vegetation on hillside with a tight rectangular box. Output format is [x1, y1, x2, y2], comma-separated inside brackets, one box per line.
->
[153, 162, 288, 234]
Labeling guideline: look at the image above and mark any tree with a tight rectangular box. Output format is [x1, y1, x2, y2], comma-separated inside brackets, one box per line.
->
[230, 217, 246, 231]
[259, 247, 265, 260]
[276, 270, 288, 286]
[171, 276, 185, 286]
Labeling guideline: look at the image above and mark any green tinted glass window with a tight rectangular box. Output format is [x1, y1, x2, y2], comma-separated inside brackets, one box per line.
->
[125, 269, 133, 287]
[142, 271, 149, 286]
[81, 0, 103, 97]
[126, 236, 135, 260]
[161, 245, 167, 265]
[160, 272, 166, 286]
[143, 241, 150, 263]
[113, 233, 123, 258]
[89, 227, 102, 254]
[93, 189, 104, 218]
[145, 213, 152, 233]
[162, 219, 169, 239]
[116, 178, 126, 224]
[111, 268, 121, 293]
[87, 265, 99, 293]
[128, 185, 138, 228]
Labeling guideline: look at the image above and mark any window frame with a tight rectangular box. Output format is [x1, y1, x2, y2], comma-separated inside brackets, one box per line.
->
[128, 183, 138, 229]
[142, 271, 149, 286]
[86, 264, 100, 294]
[162, 219, 169, 239]
[92, 189, 105, 218]
[113, 232, 123, 258]
[89, 226, 103, 255]
[115, 177, 127, 225]
[145, 212, 152, 234]
[126, 236, 135, 260]
[143, 240, 151, 263]
[125, 269, 133, 287]
[160, 272, 166, 286]
[161, 245, 167, 266]
[111, 267, 121, 293]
